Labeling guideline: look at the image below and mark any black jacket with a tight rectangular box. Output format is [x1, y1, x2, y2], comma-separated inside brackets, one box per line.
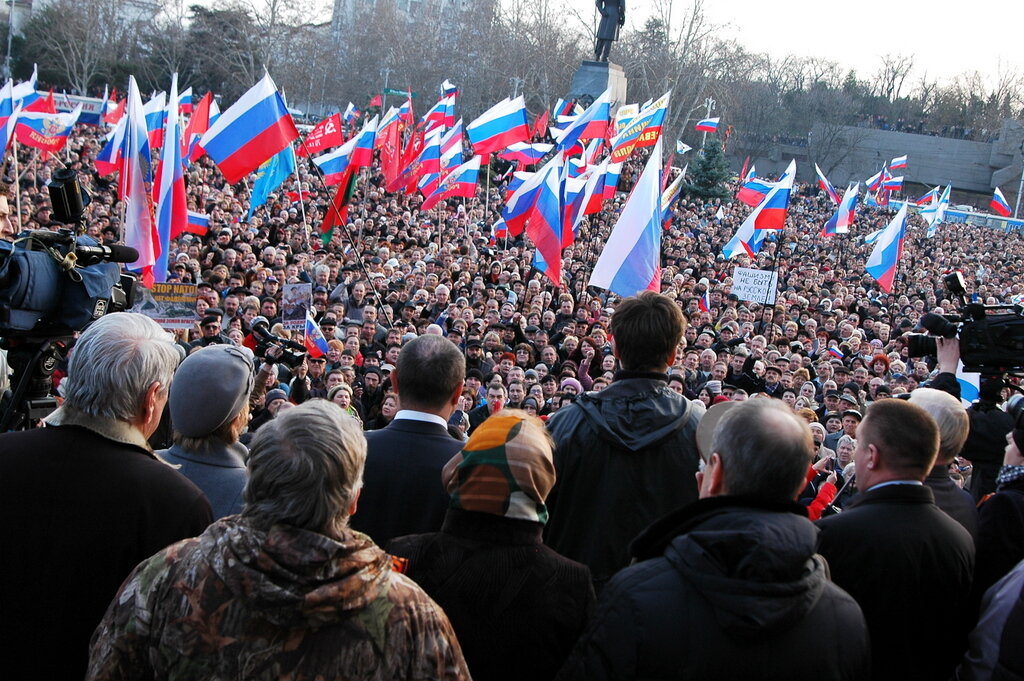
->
[964, 401, 1015, 500]
[817, 483, 975, 681]
[0, 424, 212, 680]
[556, 497, 870, 681]
[926, 464, 979, 540]
[545, 374, 702, 588]
[974, 471, 1024, 601]
[388, 509, 595, 681]
[349, 416, 463, 546]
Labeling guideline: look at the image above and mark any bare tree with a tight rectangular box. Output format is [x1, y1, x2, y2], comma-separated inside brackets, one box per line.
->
[872, 54, 915, 101]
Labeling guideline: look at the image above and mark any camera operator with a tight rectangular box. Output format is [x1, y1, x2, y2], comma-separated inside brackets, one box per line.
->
[0, 313, 212, 680]
[0, 191, 15, 240]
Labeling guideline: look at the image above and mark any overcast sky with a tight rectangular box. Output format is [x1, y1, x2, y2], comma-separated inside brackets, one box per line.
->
[568, 0, 1022, 84]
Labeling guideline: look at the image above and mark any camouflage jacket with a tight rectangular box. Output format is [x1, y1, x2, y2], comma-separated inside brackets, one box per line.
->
[86, 516, 471, 681]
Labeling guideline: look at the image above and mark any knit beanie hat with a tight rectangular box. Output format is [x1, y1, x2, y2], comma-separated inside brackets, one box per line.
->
[170, 345, 254, 437]
[441, 413, 556, 524]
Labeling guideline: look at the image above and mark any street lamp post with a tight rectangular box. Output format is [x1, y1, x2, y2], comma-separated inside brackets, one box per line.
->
[701, 96, 716, 150]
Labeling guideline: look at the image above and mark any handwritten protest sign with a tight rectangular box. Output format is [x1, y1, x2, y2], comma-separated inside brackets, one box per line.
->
[731, 267, 778, 304]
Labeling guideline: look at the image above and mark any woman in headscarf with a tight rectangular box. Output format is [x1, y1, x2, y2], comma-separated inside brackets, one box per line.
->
[387, 410, 595, 681]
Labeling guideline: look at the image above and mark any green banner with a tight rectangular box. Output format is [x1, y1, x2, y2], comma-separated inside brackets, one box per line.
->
[383, 88, 417, 98]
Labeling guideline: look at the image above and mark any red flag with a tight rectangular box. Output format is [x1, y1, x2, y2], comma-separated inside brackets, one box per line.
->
[369, 94, 383, 108]
[661, 151, 675, 191]
[104, 97, 125, 125]
[380, 117, 402, 186]
[532, 110, 549, 140]
[738, 156, 751, 185]
[25, 89, 56, 114]
[297, 113, 343, 157]
[320, 165, 358, 245]
[183, 92, 213, 162]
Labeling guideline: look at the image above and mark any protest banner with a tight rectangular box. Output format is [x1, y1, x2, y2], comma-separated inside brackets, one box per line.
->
[731, 267, 779, 304]
[282, 282, 311, 331]
[131, 283, 198, 330]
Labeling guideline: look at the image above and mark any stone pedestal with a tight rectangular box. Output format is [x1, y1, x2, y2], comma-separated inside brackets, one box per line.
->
[568, 61, 627, 113]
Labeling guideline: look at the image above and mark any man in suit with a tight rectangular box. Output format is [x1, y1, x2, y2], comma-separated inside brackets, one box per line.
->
[350, 334, 465, 546]
[817, 399, 975, 681]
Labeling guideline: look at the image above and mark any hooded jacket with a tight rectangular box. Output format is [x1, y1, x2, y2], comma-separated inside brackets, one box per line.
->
[545, 375, 703, 587]
[86, 517, 470, 681]
[555, 497, 870, 681]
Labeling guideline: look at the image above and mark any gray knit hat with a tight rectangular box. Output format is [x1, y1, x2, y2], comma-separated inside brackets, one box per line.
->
[170, 345, 255, 437]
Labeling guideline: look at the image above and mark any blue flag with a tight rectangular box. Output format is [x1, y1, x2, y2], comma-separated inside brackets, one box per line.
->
[248, 145, 296, 218]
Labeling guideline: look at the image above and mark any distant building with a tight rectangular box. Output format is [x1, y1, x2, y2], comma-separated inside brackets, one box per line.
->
[9, 0, 161, 35]
[330, 0, 480, 36]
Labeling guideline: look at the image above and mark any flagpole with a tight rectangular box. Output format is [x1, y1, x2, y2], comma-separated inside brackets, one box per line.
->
[291, 144, 309, 239]
[299, 136, 396, 329]
[758, 226, 783, 347]
[12, 138, 21, 231]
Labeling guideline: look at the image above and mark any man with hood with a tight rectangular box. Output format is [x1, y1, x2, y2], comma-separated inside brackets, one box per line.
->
[545, 291, 703, 590]
[555, 400, 869, 680]
[87, 400, 470, 681]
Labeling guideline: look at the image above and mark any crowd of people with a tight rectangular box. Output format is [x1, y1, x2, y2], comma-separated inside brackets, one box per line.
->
[1, 119, 1023, 680]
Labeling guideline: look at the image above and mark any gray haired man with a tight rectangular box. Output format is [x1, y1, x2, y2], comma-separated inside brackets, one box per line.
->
[0, 313, 212, 681]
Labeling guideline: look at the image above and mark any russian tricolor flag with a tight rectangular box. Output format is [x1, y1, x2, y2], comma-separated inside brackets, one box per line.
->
[865, 167, 885, 192]
[822, 183, 860, 236]
[439, 119, 463, 170]
[555, 89, 610, 152]
[991, 187, 1013, 217]
[153, 74, 188, 280]
[753, 160, 795, 230]
[890, 154, 908, 169]
[312, 135, 357, 186]
[828, 347, 845, 360]
[349, 114, 378, 169]
[122, 76, 159, 287]
[143, 92, 166, 149]
[736, 176, 773, 207]
[185, 211, 210, 234]
[525, 153, 565, 286]
[815, 163, 841, 204]
[441, 79, 459, 97]
[499, 141, 553, 168]
[421, 155, 481, 211]
[15, 106, 81, 153]
[882, 175, 904, 192]
[304, 311, 330, 358]
[11, 65, 39, 109]
[865, 204, 908, 292]
[178, 87, 193, 114]
[698, 289, 711, 313]
[694, 117, 720, 133]
[199, 73, 298, 184]
[0, 104, 21, 158]
[467, 96, 531, 156]
[590, 138, 664, 297]
[914, 186, 939, 206]
[95, 117, 127, 176]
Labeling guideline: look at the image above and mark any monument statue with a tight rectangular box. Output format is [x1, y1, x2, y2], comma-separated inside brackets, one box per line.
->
[594, 0, 625, 63]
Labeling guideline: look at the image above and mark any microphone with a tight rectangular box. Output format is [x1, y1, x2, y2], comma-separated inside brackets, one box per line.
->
[250, 316, 272, 340]
[74, 244, 139, 266]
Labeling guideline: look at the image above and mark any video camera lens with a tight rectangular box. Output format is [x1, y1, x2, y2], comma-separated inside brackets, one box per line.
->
[47, 169, 90, 225]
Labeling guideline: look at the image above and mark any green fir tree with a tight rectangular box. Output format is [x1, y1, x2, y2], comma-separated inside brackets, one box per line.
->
[683, 137, 732, 200]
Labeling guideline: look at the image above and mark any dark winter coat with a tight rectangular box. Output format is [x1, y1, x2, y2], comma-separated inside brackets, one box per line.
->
[0, 422, 212, 681]
[555, 497, 870, 681]
[388, 509, 595, 681]
[817, 483, 975, 681]
[544, 374, 702, 588]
